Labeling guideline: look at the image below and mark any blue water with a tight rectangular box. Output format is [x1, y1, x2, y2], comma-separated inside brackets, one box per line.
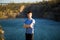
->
[0, 18, 60, 40]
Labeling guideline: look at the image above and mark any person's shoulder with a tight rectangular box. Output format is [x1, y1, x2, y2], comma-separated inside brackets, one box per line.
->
[32, 18, 35, 21]
[32, 18, 35, 23]
[24, 18, 28, 23]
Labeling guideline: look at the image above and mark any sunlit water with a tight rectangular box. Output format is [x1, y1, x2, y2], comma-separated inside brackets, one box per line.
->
[0, 18, 60, 40]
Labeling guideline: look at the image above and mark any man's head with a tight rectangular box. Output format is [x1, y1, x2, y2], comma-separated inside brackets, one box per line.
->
[27, 11, 32, 19]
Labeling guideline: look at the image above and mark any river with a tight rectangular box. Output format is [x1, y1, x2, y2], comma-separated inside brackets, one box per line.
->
[0, 18, 60, 40]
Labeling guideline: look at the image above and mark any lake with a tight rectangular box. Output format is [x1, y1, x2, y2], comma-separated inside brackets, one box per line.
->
[0, 18, 60, 40]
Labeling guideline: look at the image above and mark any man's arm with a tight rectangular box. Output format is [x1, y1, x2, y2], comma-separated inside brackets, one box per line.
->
[23, 24, 30, 28]
[29, 19, 35, 28]
[24, 19, 35, 28]
[24, 23, 34, 28]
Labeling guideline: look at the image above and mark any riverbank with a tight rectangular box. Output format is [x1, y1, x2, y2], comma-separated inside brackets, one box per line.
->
[0, 16, 8, 19]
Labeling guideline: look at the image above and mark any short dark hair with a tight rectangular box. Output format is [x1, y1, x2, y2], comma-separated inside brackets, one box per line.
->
[27, 11, 32, 14]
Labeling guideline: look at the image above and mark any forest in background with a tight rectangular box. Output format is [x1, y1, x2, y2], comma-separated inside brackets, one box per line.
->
[0, 0, 60, 21]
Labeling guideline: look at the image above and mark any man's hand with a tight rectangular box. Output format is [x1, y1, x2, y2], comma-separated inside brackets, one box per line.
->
[24, 24, 33, 28]
[24, 24, 30, 28]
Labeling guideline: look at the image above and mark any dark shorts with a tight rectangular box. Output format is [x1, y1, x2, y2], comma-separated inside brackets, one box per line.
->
[25, 33, 34, 40]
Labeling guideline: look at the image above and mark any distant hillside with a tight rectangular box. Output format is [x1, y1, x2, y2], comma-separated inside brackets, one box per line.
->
[0, 1, 60, 21]
[22, 2, 60, 21]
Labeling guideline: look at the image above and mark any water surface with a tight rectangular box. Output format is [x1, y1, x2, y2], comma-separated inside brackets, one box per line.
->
[0, 18, 60, 40]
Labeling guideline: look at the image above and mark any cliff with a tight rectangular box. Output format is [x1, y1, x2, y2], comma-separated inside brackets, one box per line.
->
[21, 2, 60, 21]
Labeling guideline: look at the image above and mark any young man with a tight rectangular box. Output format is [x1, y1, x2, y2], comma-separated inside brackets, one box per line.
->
[24, 11, 35, 40]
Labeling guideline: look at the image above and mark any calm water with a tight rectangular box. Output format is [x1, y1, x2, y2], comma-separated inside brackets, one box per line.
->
[0, 18, 60, 40]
